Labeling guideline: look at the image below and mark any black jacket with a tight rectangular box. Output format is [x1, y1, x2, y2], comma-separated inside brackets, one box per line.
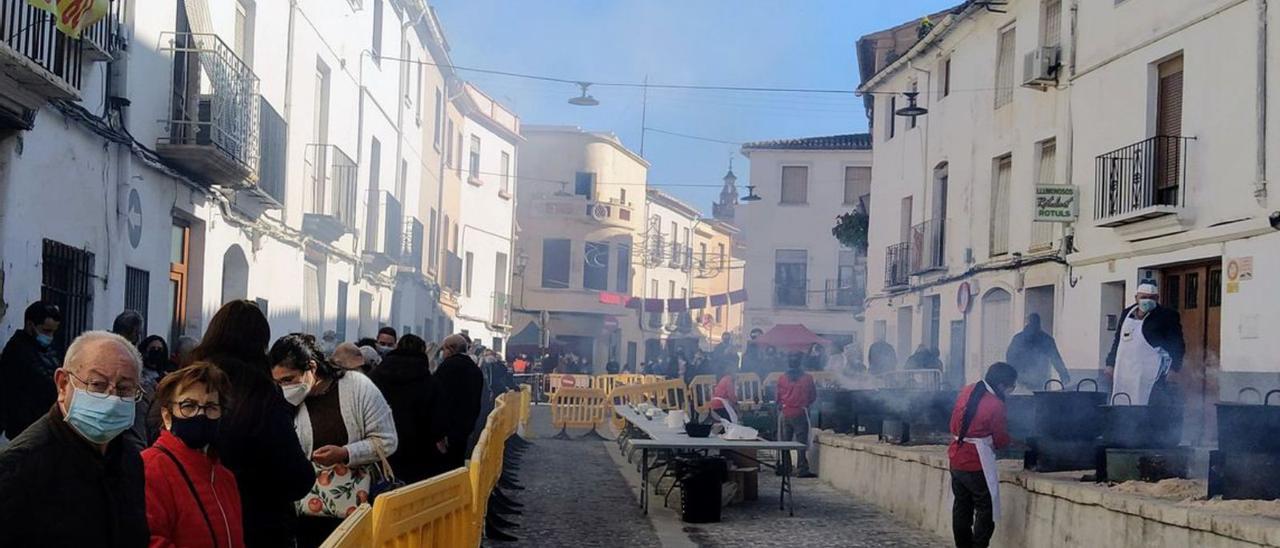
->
[0, 330, 60, 438]
[432, 353, 484, 449]
[208, 354, 315, 548]
[0, 405, 149, 547]
[369, 349, 436, 484]
[1105, 304, 1186, 371]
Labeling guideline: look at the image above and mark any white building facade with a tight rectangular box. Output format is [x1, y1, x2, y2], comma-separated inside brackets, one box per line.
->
[454, 83, 520, 351]
[738, 135, 872, 356]
[863, 0, 1280, 445]
[0, 0, 479, 353]
[641, 190, 700, 360]
[859, 0, 1070, 388]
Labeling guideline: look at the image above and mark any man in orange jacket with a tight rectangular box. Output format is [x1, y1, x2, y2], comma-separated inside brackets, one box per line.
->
[776, 353, 817, 478]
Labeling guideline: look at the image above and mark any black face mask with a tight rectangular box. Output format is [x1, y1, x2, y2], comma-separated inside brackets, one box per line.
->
[145, 348, 168, 367]
[170, 416, 220, 450]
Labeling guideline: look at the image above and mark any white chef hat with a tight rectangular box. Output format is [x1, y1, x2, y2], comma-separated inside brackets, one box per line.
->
[1136, 281, 1159, 295]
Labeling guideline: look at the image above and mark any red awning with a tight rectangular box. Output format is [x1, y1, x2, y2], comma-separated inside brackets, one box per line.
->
[754, 324, 830, 352]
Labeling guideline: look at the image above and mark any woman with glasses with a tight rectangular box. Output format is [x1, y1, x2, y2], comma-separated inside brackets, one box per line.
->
[269, 333, 397, 547]
[142, 362, 244, 548]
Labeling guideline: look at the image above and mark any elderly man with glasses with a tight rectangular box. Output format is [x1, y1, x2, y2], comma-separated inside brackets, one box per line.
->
[0, 330, 149, 547]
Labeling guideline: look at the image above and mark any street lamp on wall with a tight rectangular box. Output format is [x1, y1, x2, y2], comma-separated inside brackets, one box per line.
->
[741, 185, 762, 202]
[895, 91, 928, 118]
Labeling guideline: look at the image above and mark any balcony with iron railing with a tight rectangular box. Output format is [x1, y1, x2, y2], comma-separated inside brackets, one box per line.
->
[884, 242, 912, 289]
[0, 0, 123, 113]
[302, 144, 357, 242]
[401, 217, 424, 271]
[491, 292, 512, 327]
[157, 32, 260, 187]
[443, 252, 463, 293]
[773, 278, 809, 308]
[1094, 135, 1192, 227]
[363, 190, 402, 266]
[910, 219, 946, 274]
[825, 279, 864, 310]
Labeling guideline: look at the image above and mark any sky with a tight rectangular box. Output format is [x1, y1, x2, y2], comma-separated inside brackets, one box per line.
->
[431, 0, 958, 211]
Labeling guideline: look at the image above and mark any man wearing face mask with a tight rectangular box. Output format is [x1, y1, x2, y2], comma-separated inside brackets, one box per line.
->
[375, 327, 398, 356]
[1106, 281, 1186, 406]
[0, 331, 149, 547]
[0, 301, 63, 439]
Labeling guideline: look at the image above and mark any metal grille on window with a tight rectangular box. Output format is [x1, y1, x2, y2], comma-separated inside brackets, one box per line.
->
[41, 240, 95, 355]
[125, 267, 149, 334]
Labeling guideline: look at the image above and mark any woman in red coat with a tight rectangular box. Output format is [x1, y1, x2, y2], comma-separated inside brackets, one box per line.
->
[143, 362, 245, 548]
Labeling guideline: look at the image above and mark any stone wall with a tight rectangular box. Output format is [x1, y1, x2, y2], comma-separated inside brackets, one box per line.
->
[816, 433, 1280, 547]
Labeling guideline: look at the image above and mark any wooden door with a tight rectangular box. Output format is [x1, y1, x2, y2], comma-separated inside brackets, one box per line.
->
[1160, 260, 1221, 445]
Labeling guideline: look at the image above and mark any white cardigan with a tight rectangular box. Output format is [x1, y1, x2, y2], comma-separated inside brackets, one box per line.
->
[294, 371, 399, 467]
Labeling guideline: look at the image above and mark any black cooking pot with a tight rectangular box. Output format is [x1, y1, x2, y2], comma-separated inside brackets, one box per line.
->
[1005, 393, 1037, 440]
[1100, 392, 1184, 449]
[1033, 378, 1107, 442]
[1216, 389, 1280, 454]
[817, 388, 855, 432]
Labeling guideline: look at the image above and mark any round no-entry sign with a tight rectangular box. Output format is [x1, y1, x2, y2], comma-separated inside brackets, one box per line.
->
[561, 376, 576, 387]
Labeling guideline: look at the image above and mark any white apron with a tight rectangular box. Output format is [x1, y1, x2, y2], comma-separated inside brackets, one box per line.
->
[1113, 312, 1163, 405]
[960, 435, 1001, 518]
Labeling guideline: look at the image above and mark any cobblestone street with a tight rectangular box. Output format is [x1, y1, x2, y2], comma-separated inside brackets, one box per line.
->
[487, 406, 948, 547]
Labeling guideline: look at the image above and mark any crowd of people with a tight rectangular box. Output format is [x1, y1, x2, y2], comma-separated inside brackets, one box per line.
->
[0, 299, 516, 547]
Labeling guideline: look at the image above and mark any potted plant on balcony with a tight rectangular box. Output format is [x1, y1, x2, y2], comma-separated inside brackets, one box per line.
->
[831, 210, 869, 252]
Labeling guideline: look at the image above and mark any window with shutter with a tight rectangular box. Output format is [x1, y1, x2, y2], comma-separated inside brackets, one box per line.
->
[995, 26, 1016, 108]
[780, 166, 808, 204]
[844, 166, 871, 205]
[1031, 140, 1056, 249]
[1156, 55, 1184, 199]
[990, 156, 1012, 255]
[1042, 0, 1061, 48]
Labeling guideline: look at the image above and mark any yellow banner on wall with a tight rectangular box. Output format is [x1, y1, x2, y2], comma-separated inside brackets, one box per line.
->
[26, 0, 107, 39]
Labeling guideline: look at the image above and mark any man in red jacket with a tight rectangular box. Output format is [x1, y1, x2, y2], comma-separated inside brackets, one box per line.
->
[948, 362, 1017, 548]
[776, 353, 817, 478]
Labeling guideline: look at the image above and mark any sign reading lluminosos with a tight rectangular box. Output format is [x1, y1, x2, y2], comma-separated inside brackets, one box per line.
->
[1033, 185, 1078, 223]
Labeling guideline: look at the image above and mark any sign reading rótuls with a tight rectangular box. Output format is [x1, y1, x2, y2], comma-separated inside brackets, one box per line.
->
[1033, 185, 1078, 222]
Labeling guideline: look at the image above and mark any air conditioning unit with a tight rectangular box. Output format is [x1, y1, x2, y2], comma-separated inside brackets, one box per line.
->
[1022, 46, 1060, 88]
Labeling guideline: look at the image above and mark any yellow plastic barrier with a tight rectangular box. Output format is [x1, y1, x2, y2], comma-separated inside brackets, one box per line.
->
[544, 373, 592, 399]
[518, 384, 532, 438]
[652, 379, 688, 412]
[607, 382, 667, 430]
[592, 374, 626, 395]
[319, 504, 373, 548]
[549, 387, 609, 439]
[686, 374, 717, 414]
[369, 469, 474, 547]
[735, 373, 763, 411]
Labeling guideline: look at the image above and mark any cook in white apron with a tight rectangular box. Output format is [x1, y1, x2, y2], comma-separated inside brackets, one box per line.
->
[1112, 311, 1170, 406]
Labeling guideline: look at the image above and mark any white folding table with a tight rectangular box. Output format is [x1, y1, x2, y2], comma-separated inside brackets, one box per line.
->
[614, 405, 806, 516]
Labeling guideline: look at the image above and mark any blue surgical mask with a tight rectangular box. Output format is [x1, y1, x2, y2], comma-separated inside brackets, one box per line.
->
[64, 387, 136, 445]
[1138, 299, 1158, 313]
[35, 333, 53, 348]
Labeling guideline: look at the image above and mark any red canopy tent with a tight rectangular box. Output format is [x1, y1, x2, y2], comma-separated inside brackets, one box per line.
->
[754, 324, 830, 352]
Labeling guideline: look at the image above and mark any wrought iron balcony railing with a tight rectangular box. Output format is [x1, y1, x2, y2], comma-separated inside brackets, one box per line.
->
[492, 292, 512, 327]
[885, 242, 911, 288]
[0, 0, 123, 111]
[1094, 135, 1192, 227]
[401, 217, 424, 271]
[825, 279, 864, 310]
[157, 32, 260, 186]
[364, 190, 402, 260]
[910, 219, 946, 274]
[302, 144, 357, 241]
